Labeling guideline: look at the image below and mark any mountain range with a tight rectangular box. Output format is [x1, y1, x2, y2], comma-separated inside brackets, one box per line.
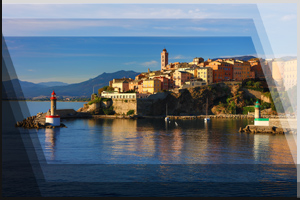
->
[212, 55, 257, 61]
[37, 81, 69, 87]
[3, 70, 140, 99]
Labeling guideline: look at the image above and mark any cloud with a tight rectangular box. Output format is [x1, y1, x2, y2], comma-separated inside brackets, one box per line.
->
[280, 15, 296, 21]
[218, 54, 257, 58]
[153, 27, 175, 30]
[141, 60, 158, 66]
[154, 26, 213, 32]
[186, 27, 209, 31]
[9, 51, 114, 58]
[124, 61, 137, 65]
[170, 55, 192, 60]
[2, 19, 134, 36]
[123, 60, 158, 67]
[27, 69, 35, 72]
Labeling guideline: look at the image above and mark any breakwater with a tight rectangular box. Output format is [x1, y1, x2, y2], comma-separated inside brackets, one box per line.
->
[167, 114, 251, 120]
[15, 114, 67, 129]
[239, 125, 296, 135]
[14, 109, 91, 129]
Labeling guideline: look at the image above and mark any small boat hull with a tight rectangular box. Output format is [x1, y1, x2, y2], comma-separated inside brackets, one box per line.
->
[204, 118, 210, 122]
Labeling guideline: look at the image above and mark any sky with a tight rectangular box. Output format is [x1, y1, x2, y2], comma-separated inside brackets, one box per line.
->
[2, 3, 297, 84]
[4, 36, 257, 83]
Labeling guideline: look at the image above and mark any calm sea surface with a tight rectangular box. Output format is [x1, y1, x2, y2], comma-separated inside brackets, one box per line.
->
[6, 101, 297, 196]
[25, 101, 86, 116]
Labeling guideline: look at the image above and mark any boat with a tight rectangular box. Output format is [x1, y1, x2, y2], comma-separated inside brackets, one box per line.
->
[204, 97, 210, 122]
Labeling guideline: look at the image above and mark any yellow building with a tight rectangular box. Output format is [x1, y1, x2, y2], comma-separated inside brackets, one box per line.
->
[142, 79, 161, 94]
[197, 67, 213, 84]
[184, 66, 198, 78]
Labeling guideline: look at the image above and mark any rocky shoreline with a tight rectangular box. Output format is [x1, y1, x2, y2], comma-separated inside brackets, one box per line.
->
[15, 115, 67, 129]
[92, 114, 296, 120]
[15, 109, 297, 134]
[239, 125, 296, 135]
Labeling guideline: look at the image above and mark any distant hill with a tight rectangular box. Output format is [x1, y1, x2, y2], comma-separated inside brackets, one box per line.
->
[279, 56, 297, 61]
[2, 79, 46, 99]
[37, 81, 69, 87]
[3, 70, 140, 99]
[212, 55, 257, 61]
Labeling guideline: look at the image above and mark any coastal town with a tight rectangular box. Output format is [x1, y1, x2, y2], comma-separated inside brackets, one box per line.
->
[101, 48, 270, 97]
[14, 48, 297, 131]
[85, 48, 295, 117]
[100, 48, 296, 98]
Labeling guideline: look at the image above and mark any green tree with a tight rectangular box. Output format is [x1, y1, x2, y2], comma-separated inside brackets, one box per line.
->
[127, 110, 135, 115]
[227, 101, 236, 114]
[98, 86, 114, 95]
[246, 80, 253, 87]
[125, 89, 136, 93]
[253, 82, 261, 89]
[103, 106, 115, 115]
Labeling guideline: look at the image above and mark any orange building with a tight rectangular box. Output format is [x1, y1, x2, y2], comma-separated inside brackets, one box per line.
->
[237, 60, 253, 80]
[129, 80, 143, 92]
[135, 74, 146, 80]
[206, 61, 233, 82]
[198, 58, 212, 67]
[173, 70, 192, 87]
[154, 76, 170, 91]
[249, 59, 265, 79]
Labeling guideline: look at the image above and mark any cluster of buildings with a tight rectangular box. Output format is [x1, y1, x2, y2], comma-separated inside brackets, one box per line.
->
[101, 49, 297, 100]
[105, 48, 270, 97]
[270, 58, 297, 91]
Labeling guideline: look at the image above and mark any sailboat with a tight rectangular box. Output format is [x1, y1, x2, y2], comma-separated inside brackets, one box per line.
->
[204, 97, 210, 122]
[165, 103, 169, 122]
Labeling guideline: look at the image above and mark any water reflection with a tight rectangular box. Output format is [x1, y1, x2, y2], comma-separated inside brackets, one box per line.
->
[48, 118, 295, 165]
[253, 134, 270, 163]
[45, 128, 60, 160]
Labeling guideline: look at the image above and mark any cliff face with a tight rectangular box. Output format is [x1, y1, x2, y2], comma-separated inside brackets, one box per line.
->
[141, 83, 236, 116]
[80, 83, 262, 116]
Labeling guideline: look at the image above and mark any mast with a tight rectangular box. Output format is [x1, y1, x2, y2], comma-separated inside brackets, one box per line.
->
[206, 97, 208, 117]
[166, 103, 168, 116]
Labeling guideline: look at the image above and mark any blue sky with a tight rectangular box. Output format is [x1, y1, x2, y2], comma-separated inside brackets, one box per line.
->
[2, 3, 297, 84]
[4, 36, 257, 83]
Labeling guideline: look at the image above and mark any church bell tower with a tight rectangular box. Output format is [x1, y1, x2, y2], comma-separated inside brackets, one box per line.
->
[161, 48, 168, 71]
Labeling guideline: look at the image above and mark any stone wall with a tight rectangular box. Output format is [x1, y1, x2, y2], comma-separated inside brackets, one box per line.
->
[112, 99, 137, 115]
[242, 88, 271, 103]
[260, 94, 271, 103]
[137, 99, 156, 115]
[56, 109, 77, 117]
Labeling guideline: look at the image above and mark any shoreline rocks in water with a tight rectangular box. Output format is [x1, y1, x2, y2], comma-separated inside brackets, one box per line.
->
[15, 114, 67, 129]
[239, 125, 293, 134]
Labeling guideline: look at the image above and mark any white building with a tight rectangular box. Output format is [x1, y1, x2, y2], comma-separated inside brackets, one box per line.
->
[101, 91, 136, 99]
[101, 91, 150, 99]
[283, 59, 297, 91]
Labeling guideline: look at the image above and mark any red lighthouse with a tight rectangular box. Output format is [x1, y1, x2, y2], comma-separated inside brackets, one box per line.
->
[50, 91, 57, 116]
[45, 90, 60, 126]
